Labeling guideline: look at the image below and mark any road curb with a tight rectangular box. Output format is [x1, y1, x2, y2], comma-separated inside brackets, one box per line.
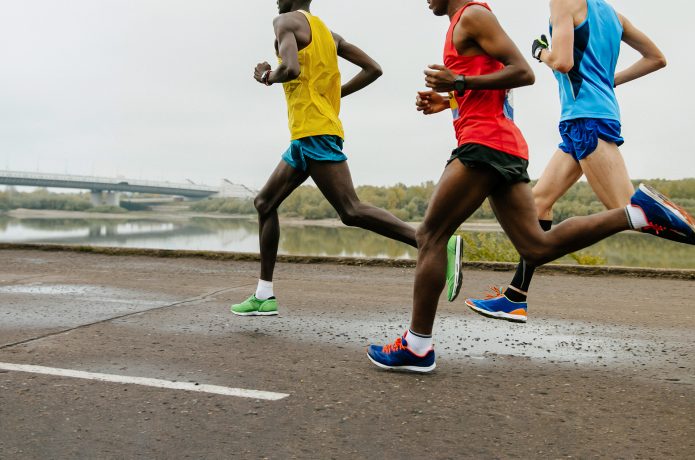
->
[1, 242, 693, 280]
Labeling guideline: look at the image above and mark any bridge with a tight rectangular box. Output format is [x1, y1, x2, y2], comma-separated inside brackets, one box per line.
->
[0, 170, 256, 206]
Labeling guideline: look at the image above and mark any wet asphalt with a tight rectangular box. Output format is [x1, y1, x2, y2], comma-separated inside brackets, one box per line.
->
[0, 248, 693, 459]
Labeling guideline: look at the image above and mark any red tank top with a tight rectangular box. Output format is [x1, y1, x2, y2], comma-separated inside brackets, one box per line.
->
[444, 2, 528, 160]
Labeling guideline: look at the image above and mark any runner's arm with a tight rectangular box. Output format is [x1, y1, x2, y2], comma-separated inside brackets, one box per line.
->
[416, 91, 450, 115]
[463, 9, 535, 89]
[614, 14, 666, 87]
[538, 0, 575, 73]
[424, 7, 534, 92]
[253, 16, 301, 85]
[333, 32, 383, 98]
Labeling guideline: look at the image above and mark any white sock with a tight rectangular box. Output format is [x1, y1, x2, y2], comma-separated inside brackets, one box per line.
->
[405, 329, 433, 355]
[255, 280, 274, 300]
[625, 205, 649, 230]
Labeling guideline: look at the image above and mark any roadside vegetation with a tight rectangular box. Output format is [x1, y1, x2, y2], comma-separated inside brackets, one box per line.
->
[0, 189, 134, 213]
[190, 179, 695, 223]
[0, 189, 92, 212]
[5, 180, 694, 223]
[187, 179, 695, 267]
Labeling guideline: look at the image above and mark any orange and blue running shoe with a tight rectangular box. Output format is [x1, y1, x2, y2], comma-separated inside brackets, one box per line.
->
[367, 334, 436, 373]
[630, 183, 695, 245]
[465, 286, 528, 323]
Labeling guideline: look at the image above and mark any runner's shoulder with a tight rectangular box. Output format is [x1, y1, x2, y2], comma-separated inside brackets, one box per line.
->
[458, 3, 497, 31]
[549, 0, 575, 8]
[272, 11, 306, 32]
[549, 0, 584, 16]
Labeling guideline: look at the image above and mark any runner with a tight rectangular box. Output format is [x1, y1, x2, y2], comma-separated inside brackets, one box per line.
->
[367, 0, 695, 372]
[231, 0, 463, 316]
[465, 0, 669, 323]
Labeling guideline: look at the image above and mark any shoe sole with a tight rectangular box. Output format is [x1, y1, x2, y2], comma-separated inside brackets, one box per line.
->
[367, 353, 436, 373]
[465, 300, 527, 323]
[640, 184, 695, 233]
[231, 310, 279, 316]
[448, 235, 464, 302]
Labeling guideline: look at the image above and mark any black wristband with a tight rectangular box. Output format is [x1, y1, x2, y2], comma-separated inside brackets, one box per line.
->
[454, 75, 466, 97]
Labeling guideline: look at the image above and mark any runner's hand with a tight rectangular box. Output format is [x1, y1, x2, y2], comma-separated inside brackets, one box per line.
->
[424, 64, 457, 92]
[531, 35, 549, 62]
[416, 91, 449, 115]
[254, 62, 272, 84]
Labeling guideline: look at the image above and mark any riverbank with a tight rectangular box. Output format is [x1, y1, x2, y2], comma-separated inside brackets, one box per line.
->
[3, 208, 695, 269]
[3, 207, 503, 232]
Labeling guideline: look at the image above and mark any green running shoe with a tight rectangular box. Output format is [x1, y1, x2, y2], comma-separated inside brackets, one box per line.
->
[446, 235, 463, 302]
[231, 295, 279, 316]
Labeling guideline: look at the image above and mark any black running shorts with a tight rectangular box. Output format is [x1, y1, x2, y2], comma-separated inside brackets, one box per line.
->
[447, 143, 530, 185]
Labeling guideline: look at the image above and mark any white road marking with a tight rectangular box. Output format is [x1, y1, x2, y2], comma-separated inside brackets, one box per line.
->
[0, 362, 289, 401]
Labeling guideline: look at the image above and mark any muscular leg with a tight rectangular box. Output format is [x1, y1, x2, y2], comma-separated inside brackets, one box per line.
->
[308, 160, 417, 247]
[490, 183, 630, 268]
[505, 150, 583, 300]
[580, 139, 634, 209]
[254, 161, 309, 281]
[411, 161, 501, 335]
[533, 149, 584, 220]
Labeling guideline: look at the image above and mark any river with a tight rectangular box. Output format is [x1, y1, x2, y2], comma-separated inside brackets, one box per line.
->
[0, 214, 693, 269]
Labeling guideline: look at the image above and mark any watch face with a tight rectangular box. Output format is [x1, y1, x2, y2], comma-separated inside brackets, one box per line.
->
[454, 77, 465, 95]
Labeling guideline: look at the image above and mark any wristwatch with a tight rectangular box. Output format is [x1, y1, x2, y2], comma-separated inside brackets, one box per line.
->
[261, 70, 273, 86]
[454, 74, 466, 97]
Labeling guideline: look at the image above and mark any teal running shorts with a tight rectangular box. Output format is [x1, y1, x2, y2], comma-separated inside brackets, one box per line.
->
[282, 135, 347, 172]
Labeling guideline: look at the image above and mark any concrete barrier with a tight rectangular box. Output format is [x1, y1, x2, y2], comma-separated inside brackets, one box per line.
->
[1, 242, 693, 280]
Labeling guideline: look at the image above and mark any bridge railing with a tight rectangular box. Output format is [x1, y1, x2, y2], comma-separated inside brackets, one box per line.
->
[0, 170, 219, 193]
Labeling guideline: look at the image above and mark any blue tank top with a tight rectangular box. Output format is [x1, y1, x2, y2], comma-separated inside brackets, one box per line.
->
[550, 0, 623, 122]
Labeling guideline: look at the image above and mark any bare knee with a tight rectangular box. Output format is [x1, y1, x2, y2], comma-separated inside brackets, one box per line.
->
[337, 202, 362, 227]
[254, 194, 272, 217]
[415, 223, 448, 252]
[514, 231, 548, 266]
[415, 226, 430, 251]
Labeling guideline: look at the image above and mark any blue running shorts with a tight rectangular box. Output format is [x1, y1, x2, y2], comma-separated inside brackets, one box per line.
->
[558, 118, 624, 161]
[282, 135, 347, 172]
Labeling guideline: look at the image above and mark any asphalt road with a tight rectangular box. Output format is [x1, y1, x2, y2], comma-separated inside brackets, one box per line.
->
[0, 249, 693, 459]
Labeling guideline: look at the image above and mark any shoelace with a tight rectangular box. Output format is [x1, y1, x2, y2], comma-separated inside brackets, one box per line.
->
[382, 337, 407, 354]
[484, 285, 503, 299]
[645, 222, 667, 235]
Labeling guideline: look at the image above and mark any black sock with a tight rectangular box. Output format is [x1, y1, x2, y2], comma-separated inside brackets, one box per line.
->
[505, 219, 553, 302]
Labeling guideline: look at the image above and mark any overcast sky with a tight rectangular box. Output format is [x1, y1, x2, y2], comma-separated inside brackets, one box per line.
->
[0, 0, 691, 189]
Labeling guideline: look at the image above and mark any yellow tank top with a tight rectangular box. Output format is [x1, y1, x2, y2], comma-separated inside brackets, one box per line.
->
[282, 11, 344, 141]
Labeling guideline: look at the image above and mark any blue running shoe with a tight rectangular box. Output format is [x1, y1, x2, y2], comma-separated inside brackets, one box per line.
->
[630, 183, 695, 245]
[367, 334, 436, 373]
[465, 286, 527, 323]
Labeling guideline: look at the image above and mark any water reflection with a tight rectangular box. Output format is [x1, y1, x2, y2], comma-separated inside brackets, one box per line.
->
[0, 215, 693, 268]
[0, 216, 416, 258]
[280, 224, 415, 259]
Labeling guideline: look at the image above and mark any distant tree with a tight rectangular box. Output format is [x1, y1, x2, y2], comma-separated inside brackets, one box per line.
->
[174, 179, 695, 223]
